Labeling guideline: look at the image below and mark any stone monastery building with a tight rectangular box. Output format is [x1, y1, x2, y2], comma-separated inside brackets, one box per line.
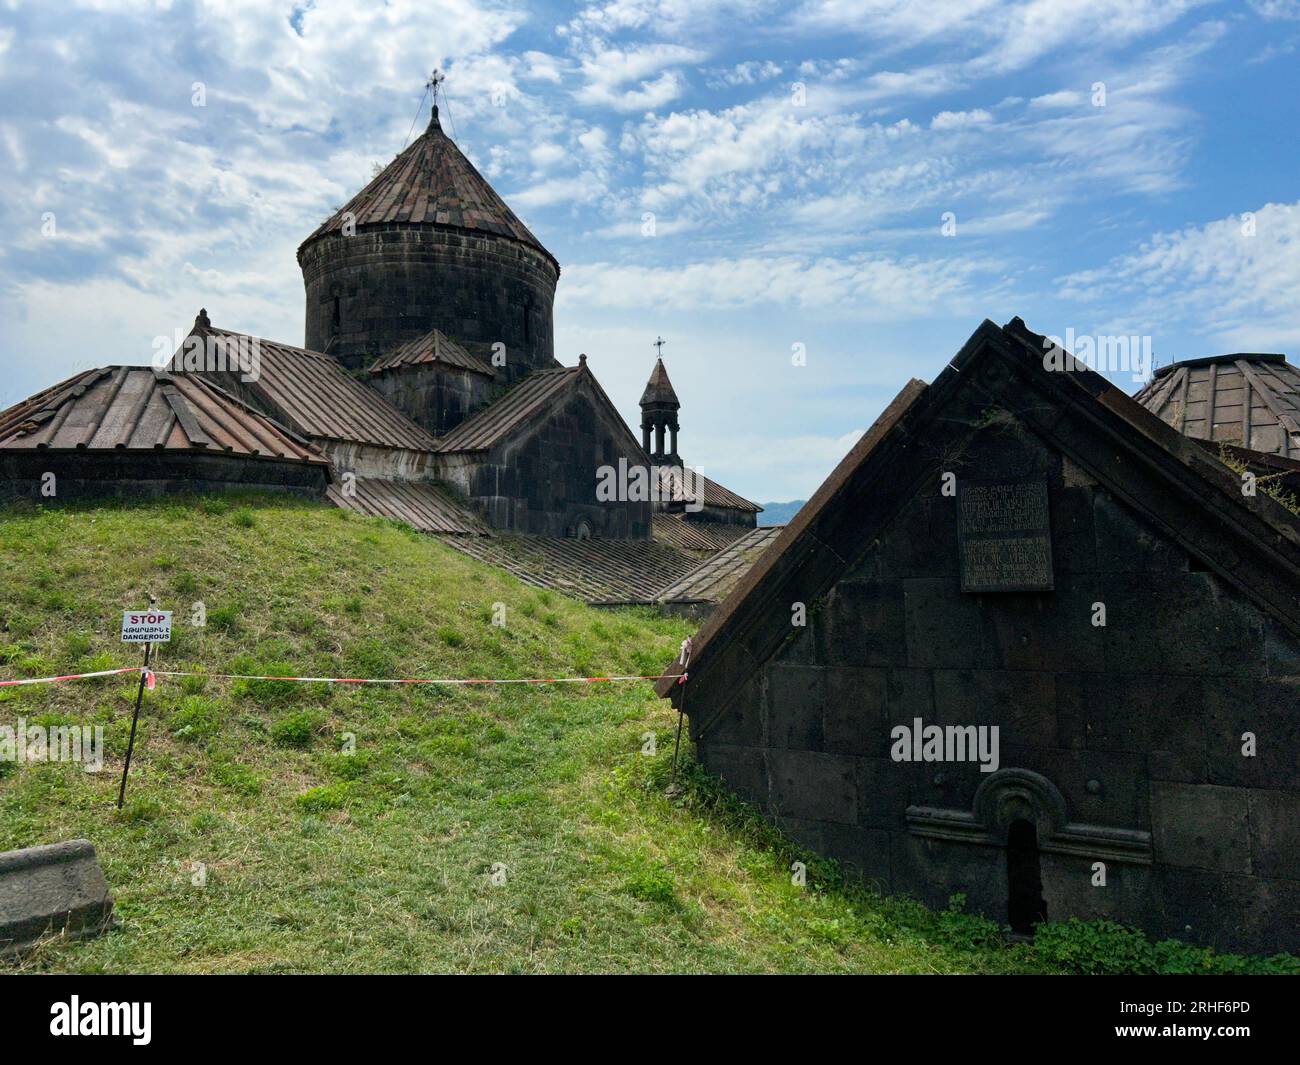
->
[0, 101, 768, 609]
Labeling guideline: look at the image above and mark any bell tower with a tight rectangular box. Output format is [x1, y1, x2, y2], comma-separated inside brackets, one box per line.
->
[639, 342, 680, 462]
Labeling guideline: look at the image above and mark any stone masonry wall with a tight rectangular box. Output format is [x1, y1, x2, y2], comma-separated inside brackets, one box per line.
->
[437, 385, 651, 538]
[300, 225, 557, 383]
[368, 363, 497, 438]
[692, 413, 1300, 954]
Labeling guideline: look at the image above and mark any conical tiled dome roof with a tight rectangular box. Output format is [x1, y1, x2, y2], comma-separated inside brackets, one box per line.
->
[299, 106, 554, 266]
[640, 358, 680, 408]
[1133, 353, 1300, 460]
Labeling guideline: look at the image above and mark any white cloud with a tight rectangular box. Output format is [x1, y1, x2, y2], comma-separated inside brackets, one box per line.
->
[1057, 201, 1300, 350]
[706, 59, 783, 88]
[529, 143, 566, 169]
[574, 42, 705, 111]
[1028, 90, 1084, 109]
[930, 108, 993, 130]
[1249, 0, 1300, 18]
[510, 175, 604, 209]
[560, 253, 1001, 317]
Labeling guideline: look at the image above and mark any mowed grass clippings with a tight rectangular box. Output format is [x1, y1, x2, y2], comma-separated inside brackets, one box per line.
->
[0, 495, 1048, 974]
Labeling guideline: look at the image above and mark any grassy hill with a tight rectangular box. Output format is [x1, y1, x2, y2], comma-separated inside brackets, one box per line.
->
[0, 497, 1290, 974]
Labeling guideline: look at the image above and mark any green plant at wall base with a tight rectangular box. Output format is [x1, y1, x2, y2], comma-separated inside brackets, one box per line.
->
[1031, 918, 1300, 976]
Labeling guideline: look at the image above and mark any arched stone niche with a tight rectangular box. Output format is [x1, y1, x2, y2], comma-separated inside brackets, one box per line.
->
[973, 768, 1067, 846]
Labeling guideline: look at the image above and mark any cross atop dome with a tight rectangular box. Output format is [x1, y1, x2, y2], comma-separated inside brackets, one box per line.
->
[426, 68, 445, 128]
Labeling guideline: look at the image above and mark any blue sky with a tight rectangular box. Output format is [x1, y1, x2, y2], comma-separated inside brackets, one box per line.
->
[1, 0, 1297, 501]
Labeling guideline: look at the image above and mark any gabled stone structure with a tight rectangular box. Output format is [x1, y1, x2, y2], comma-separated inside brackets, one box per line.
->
[434, 355, 651, 538]
[658, 317, 1300, 954]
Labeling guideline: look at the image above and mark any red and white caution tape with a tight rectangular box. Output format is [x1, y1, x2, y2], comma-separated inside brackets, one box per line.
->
[0, 667, 140, 688]
[0, 666, 687, 689]
[149, 670, 681, 686]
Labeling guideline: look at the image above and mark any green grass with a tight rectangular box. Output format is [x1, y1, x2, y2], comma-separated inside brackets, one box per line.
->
[0, 495, 1287, 975]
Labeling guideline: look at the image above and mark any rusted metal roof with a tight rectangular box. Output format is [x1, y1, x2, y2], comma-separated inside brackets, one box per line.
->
[655, 525, 785, 603]
[369, 327, 494, 377]
[299, 107, 556, 269]
[175, 323, 439, 453]
[0, 366, 328, 464]
[435, 365, 580, 453]
[651, 513, 754, 552]
[1134, 354, 1300, 459]
[325, 477, 488, 536]
[439, 533, 700, 603]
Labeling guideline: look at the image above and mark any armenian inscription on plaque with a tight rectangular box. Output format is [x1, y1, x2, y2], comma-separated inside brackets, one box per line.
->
[958, 480, 1054, 593]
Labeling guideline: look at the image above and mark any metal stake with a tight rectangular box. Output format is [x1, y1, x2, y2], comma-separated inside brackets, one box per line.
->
[117, 594, 156, 810]
[669, 637, 691, 786]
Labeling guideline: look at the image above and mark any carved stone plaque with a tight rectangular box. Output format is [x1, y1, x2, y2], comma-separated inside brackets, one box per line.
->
[958, 480, 1054, 593]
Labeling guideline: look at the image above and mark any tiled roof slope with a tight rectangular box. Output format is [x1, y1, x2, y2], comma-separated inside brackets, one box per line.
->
[299, 107, 555, 268]
[369, 327, 494, 377]
[1134, 354, 1300, 459]
[326, 477, 488, 536]
[654, 525, 785, 603]
[0, 366, 327, 465]
[439, 534, 700, 603]
[651, 514, 754, 552]
[173, 321, 438, 452]
[656, 466, 762, 512]
[434, 365, 579, 453]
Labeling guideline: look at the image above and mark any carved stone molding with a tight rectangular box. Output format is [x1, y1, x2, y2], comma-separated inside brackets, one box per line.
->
[906, 768, 1153, 865]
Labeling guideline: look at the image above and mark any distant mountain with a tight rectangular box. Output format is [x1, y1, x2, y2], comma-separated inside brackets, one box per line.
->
[758, 500, 806, 526]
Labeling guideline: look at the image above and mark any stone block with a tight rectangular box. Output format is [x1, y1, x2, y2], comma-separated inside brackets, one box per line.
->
[854, 756, 911, 829]
[901, 577, 990, 668]
[768, 749, 857, 824]
[0, 840, 115, 954]
[1100, 572, 1265, 677]
[1048, 484, 1097, 575]
[822, 667, 887, 756]
[700, 670, 765, 748]
[819, 823, 892, 886]
[1039, 850, 1153, 927]
[816, 580, 907, 667]
[1150, 782, 1252, 874]
[1204, 676, 1300, 789]
[1264, 619, 1300, 678]
[1247, 789, 1300, 880]
[698, 744, 768, 809]
[1071, 672, 1204, 757]
[932, 668, 1057, 750]
[982, 574, 1104, 673]
[765, 665, 825, 751]
[1093, 489, 1187, 573]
